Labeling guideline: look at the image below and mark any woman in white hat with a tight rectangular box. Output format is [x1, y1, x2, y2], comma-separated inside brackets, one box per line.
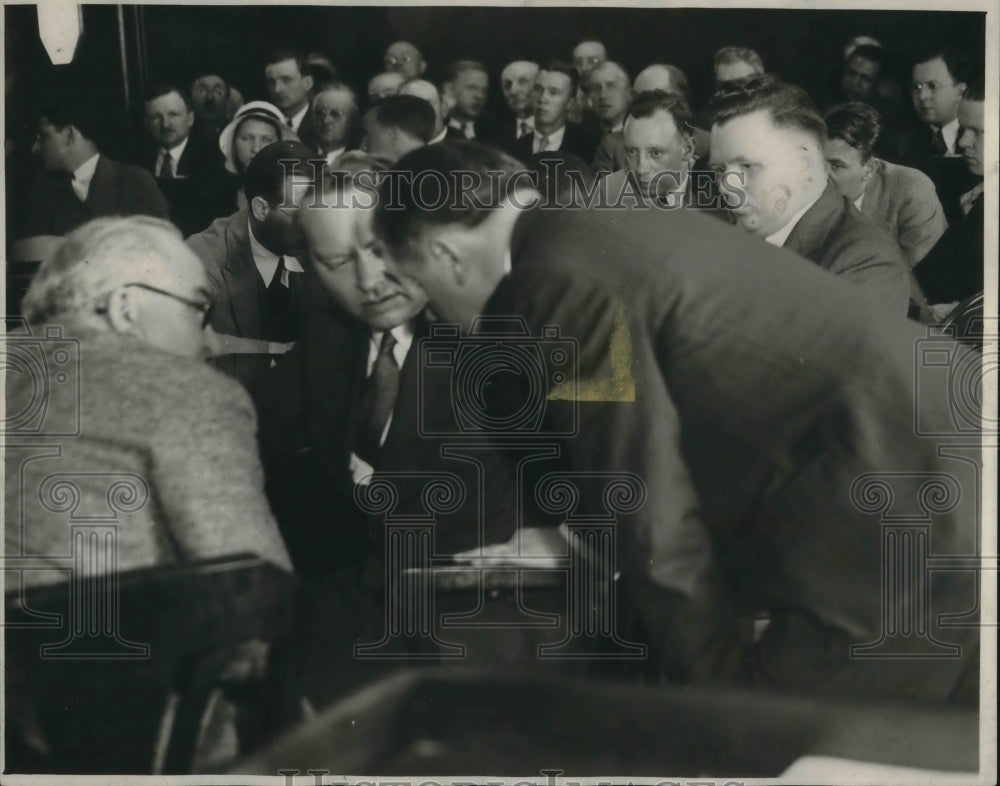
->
[218, 100, 299, 211]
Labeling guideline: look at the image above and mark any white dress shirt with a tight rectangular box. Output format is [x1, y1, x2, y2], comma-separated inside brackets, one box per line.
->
[533, 124, 566, 153]
[430, 126, 449, 145]
[286, 103, 310, 134]
[155, 135, 189, 178]
[853, 192, 865, 211]
[350, 322, 415, 484]
[70, 153, 100, 202]
[764, 194, 822, 247]
[248, 218, 304, 286]
[941, 117, 960, 156]
[448, 118, 476, 139]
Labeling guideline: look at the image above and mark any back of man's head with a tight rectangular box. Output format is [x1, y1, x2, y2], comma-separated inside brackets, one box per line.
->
[22, 216, 184, 325]
[709, 74, 827, 142]
[714, 47, 765, 75]
[847, 44, 884, 71]
[627, 89, 695, 136]
[39, 92, 101, 148]
[824, 101, 881, 161]
[374, 141, 524, 258]
[632, 64, 690, 101]
[366, 94, 437, 145]
[243, 139, 318, 205]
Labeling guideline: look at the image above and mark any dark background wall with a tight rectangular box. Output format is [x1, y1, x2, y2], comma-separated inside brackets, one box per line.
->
[4, 4, 987, 161]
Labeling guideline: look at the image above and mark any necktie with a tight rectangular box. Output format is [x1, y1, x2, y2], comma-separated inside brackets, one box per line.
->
[930, 127, 947, 155]
[285, 116, 294, 129]
[538, 134, 551, 153]
[266, 256, 291, 318]
[159, 152, 175, 179]
[519, 121, 531, 139]
[355, 332, 400, 466]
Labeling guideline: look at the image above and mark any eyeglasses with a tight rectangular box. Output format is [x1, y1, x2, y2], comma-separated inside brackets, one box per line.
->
[385, 56, 414, 68]
[96, 283, 214, 327]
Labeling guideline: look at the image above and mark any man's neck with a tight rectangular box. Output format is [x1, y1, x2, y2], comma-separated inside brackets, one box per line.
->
[285, 100, 308, 120]
[248, 217, 284, 257]
[535, 117, 567, 136]
[63, 144, 99, 173]
[319, 138, 347, 154]
[451, 110, 475, 124]
[603, 113, 625, 133]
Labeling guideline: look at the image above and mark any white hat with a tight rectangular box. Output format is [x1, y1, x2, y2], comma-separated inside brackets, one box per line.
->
[218, 100, 300, 175]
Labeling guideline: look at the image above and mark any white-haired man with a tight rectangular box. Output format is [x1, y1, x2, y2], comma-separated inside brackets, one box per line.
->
[8, 216, 292, 592]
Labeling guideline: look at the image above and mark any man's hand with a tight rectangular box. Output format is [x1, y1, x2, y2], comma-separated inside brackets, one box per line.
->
[452, 526, 569, 567]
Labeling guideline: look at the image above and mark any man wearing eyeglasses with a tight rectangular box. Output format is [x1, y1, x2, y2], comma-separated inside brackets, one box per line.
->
[383, 41, 426, 81]
[187, 140, 321, 380]
[9, 215, 293, 591]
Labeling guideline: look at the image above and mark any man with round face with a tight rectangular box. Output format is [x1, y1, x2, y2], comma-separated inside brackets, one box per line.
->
[499, 60, 539, 141]
[910, 51, 968, 156]
[383, 41, 426, 81]
[264, 50, 314, 135]
[709, 76, 911, 314]
[444, 61, 489, 139]
[145, 87, 195, 158]
[516, 62, 597, 161]
[956, 88, 984, 177]
[367, 71, 407, 102]
[587, 61, 631, 136]
[310, 82, 357, 164]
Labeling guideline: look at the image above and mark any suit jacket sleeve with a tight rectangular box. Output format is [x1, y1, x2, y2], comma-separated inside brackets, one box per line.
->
[128, 167, 170, 219]
[150, 364, 293, 572]
[828, 237, 912, 316]
[895, 170, 948, 266]
[506, 278, 749, 683]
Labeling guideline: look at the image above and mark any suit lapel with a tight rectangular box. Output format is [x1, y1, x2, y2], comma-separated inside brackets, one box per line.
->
[783, 183, 842, 265]
[221, 213, 264, 337]
[303, 316, 368, 475]
[860, 163, 888, 230]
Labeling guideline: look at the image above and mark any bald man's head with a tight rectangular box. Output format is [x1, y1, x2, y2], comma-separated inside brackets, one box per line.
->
[400, 78, 445, 134]
[384, 41, 426, 80]
[633, 64, 689, 100]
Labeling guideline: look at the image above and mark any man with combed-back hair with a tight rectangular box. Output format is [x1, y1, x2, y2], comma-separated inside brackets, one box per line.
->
[709, 74, 920, 317]
[8, 216, 292, 592]
[713, 46, 765, 88]
[362, 94, 437, 163]
[371, 140, 978, 702]
[823, 102, 946, 268]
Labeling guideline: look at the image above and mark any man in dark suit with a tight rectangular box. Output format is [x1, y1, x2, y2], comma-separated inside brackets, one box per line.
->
[508, 62, 599, 163]
[915, 81, 985, 309]
[592, 64, 710, 175]
[361, 95, 436, 163]
[709, 75, 915, 317]
[186, 141, 318, 367]
[490, 60, 539, 151]
[443, 60, 490, 140]
[373, 141, 978, 703]
[251, 158, 518, 704]
[264, 49, 316, 148]
[23, 98, 168, 238]
[138, 83, 227, 237]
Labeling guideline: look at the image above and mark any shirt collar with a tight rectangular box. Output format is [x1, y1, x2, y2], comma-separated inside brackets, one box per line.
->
[369, 322, 415, 371]
[247, 216, 304, 279]
[448, 117, 476, 138]
[430, 126, 449, 145]
[516, 115, 535, 136]
[162, 135, 189, 162]
[533, 124, 566, 153]
[940, 117, 960, 154]
[73, 153, 100, 185]
[853, 191, 865, 211]
[764, 193, 822, 247]
[286, 103, 310, 132]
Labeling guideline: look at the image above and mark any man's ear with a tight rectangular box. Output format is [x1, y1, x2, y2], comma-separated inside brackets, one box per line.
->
[303, 74, 314, 94]
[250, 195, 271, 222]
[105, 287, 143, 338]
[428, 234, 467, 286]
[861, 156, 878, 181]
[681, 133, 697, 164]
[64, 124, 78, 145]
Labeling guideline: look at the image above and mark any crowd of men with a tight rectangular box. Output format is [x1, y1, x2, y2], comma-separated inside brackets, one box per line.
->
[5, 32, 988, 766]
